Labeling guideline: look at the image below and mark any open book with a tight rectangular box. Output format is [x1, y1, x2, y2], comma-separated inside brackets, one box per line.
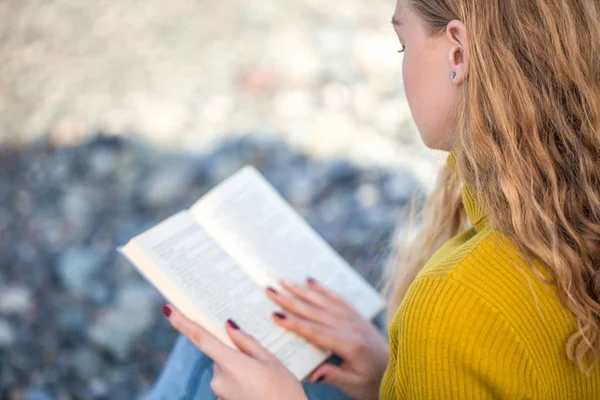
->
[119, 165, 386, 382]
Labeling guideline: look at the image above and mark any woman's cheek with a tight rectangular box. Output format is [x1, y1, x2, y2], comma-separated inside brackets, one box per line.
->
[402, 53, 425, 136]
[402, 54, 415, 113]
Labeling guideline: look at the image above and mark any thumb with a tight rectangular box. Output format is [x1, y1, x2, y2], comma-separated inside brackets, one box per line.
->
[225, 319, 275, 362]
[309, 363, 356, 386]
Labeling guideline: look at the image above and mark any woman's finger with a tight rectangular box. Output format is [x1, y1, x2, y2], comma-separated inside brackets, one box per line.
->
[265, 286, 342, 327]
[163, 304, 237, 365]
[210, 372, 230, 400]
[277, 279, 332, 310]
[271, 310, 355, 359]
[281, 278, 357, 316]
[225, 319, 276, 363]
[308, 363, 361, 388]
[211, 362, 238, 400]
[304, 278, 359, 312]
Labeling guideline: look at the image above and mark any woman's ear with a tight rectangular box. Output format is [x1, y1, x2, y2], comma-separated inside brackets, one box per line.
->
[446, 19, 470, 85]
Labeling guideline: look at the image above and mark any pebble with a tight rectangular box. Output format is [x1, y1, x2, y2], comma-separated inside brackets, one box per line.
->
[25, 387, 55, 400]
[88, 308, 145, 361]
[88, 377, 110, 398]
[325, 159, 361, 184]
[57, 247, 105, 295]
[72, 347, 102, 379]
[89, 146, 118, 179]
[56, 305, 88, 332]
[382, 171, 421, 204]
[142, 164, 195, 207]
[0, 319, 16, 348]
[356, 182, 381, 208]
[0, 285, 33, 315]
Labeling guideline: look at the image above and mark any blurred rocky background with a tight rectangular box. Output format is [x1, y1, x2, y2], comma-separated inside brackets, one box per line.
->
[0, 0, 446, 398]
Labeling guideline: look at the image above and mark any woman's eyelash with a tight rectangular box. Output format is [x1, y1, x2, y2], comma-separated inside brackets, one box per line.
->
[397, 45, 406, 53]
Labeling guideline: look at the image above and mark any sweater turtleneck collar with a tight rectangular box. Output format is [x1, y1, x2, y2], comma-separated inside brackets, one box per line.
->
[446, 151, 489, 232]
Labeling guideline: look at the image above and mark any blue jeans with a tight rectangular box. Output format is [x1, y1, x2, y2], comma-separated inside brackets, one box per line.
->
[148, 313, 387, 400]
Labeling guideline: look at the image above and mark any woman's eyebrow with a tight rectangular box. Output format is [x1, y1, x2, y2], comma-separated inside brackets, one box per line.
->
[391, 16, 402, 26]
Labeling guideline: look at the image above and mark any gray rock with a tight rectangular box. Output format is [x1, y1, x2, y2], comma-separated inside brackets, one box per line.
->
[284, 172, 322, 206]
[325, 159, 360, 184]
[363, 205, 394, 228]
[61, 184, 99, 225]
[89, 147, 118, 179]
[355, 182, 381, 208]
[88, 280, 111, 304]
[0, 364, 17, 388]
[0, 318, 16, 348]
[346, 226, 371, 247]
[46, 154, 72, 182]
[207, 154, 244, 184]
[142, 163, 194, 206]
[116, 281, 161, 312]
[73, 347, 102, 379]
[135, 388, 153, 400]
[57, 247, 105, 294]
[88, 308, 136, 360]
[57, 305, 88, 332]
[0, 285, 34, 315]
[382, 171, 419, 204]
[316, 196, 346, 224]
[88, 283, 160, 360]
[0, 209, 9, 232]
[88, 377, 110, 398]
[113, 256, 140, 283]
[25, 388, 55, 400]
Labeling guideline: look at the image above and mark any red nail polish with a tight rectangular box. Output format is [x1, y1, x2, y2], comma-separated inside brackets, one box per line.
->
[266, 286, 278, 295]
[273, 311, 286, 320]
[162, 304, 171, 317]
[307, 277, 317, 285]
[227, 319, 240, 330]
[316, 375, 325, 382]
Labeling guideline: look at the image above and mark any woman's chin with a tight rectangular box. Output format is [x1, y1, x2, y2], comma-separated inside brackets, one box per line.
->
[417, 133, 439, 150]
[418, 132, 453, 152]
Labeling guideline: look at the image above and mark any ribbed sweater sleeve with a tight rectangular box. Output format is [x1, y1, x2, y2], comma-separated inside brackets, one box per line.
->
[393, 275, 538, 399]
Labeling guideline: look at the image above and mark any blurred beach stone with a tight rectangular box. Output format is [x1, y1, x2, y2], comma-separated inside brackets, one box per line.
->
[57, 247, 105, 295]
[89, 283, 160, 360]
[88, 308, 144, 361]
[88, 377, 110, 398]
[356, 182, 381, 208]
[0, 285, 33, 315]
[142, 163, 197, 207]
[24, 387, 54, 400]
[382, 171, 420, 204]
[0, 319, 15, 349]
[56, 304, 88, 333]
[72, 347, 103, 380]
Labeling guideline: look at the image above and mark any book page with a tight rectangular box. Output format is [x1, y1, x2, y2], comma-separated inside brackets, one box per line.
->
[121, 211, 330, 380]
[190, 166, 385, 320]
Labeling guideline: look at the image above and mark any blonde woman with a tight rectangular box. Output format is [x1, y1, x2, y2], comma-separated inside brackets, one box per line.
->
[149, 0, 600, 398]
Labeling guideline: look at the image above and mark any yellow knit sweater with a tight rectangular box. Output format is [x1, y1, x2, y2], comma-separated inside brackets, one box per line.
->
[378, 152, 600, 399]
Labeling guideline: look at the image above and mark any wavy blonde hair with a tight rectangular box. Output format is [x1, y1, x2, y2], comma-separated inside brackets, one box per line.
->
[381, 0, 600, 374]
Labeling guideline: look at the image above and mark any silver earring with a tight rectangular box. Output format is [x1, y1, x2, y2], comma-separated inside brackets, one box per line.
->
[450, 71, 457, 80]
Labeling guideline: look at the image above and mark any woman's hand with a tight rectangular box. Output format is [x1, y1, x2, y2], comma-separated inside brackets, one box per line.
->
[162, 304, 308, 400]
[266, 277, 389, 400]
